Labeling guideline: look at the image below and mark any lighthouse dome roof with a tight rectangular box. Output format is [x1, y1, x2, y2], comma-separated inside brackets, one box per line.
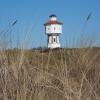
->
[49, 14, 57, 18]
[44, 14, 63, 25]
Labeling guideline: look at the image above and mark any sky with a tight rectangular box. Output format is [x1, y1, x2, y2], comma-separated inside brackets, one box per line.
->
[0, 0, 100, 48]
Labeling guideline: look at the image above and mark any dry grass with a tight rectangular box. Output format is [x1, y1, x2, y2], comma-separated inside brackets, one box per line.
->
[0, 47, 100, 100]
[0, 23, 100, 100]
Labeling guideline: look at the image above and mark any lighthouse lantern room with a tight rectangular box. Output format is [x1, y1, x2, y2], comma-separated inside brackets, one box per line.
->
[44, 14, 63, 48]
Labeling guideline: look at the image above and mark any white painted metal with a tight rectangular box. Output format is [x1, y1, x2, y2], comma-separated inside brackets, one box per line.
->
[50, 17, 57, 21]
[45, 24, 62, 34]
[48, 43, 60, 48]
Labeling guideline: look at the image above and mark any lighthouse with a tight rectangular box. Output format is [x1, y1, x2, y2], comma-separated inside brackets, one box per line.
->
[44, 14, 63, 48]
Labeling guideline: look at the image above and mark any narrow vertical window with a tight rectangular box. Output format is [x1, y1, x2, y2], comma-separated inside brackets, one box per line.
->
[56, 36, 57, 43]
[51, 36, 53, 43]
[54, 38, 56, 42]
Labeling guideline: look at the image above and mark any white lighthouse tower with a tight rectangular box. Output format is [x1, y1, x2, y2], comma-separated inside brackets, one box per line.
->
[44, 14, 63, 48]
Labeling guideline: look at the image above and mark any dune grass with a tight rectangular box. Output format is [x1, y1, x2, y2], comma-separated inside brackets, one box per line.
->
[0, 23, 100, 100]
[0, 47, 100, 100]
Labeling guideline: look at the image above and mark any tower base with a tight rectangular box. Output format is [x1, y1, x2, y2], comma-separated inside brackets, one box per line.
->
[48, 43, 61, 48]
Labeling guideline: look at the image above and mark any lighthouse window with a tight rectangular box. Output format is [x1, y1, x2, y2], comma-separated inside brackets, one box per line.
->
[54, 38, 55, 42]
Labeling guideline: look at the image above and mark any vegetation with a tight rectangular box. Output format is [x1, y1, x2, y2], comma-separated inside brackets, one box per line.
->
[0, 47, 100, 100]
[0, 20, 100, 100]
